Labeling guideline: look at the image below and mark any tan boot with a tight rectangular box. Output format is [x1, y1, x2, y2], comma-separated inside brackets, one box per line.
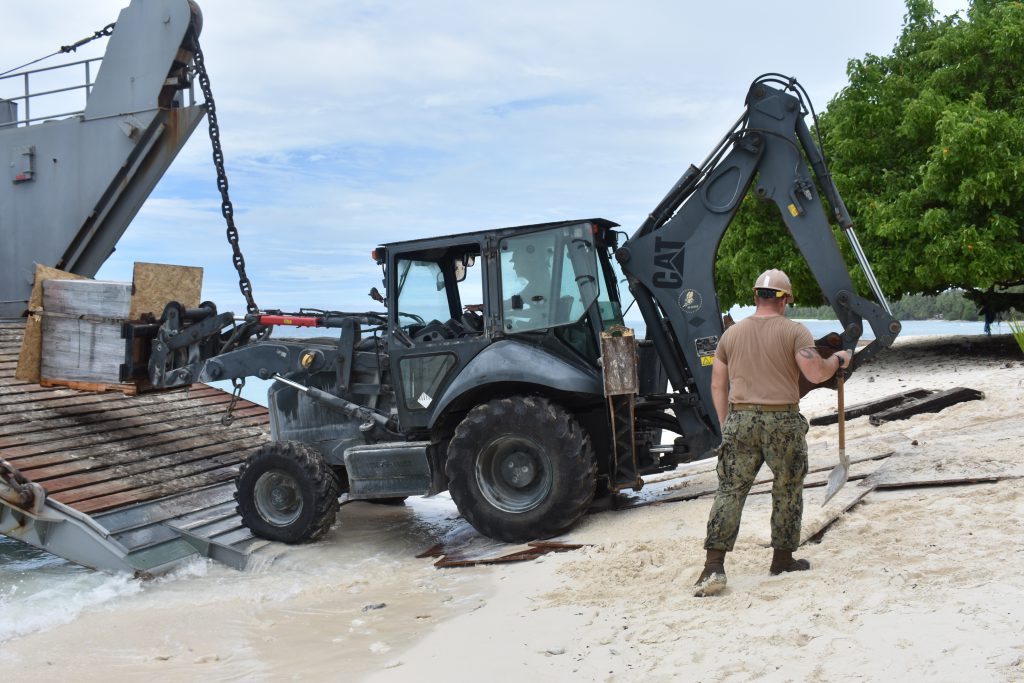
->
[769, 549, 810, 575]
[693, 549, 727, 597]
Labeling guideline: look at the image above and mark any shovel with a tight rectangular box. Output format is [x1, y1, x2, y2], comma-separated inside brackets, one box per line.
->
[822, 365, 848, 505]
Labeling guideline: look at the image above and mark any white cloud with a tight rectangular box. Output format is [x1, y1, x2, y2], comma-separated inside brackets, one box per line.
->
[4, 0, 968, 314]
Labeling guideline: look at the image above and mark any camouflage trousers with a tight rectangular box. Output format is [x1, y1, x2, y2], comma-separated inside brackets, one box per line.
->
[704, 408, 809, 552]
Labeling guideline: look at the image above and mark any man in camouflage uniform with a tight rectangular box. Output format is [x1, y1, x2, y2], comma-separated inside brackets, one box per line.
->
[693, 269, 850, 597]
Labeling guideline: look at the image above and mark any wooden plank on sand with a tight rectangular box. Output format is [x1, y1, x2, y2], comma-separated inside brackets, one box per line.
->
[809, 388, 933, 426]
[868, 387, 984, 425]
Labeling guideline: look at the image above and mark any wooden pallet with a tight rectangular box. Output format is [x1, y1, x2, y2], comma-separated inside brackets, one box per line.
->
[40, 377, 140, 395]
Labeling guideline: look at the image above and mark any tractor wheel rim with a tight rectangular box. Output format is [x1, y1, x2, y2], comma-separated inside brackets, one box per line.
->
[475, 435, 552, 513]
[254, 469, 302, 526]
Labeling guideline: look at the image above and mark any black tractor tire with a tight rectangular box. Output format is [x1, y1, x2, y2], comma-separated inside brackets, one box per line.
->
[446, 396, 596, 543]
[235, 441, 341, 544]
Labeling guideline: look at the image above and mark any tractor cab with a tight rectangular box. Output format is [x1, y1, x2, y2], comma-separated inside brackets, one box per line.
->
[376, 218, 625, 433]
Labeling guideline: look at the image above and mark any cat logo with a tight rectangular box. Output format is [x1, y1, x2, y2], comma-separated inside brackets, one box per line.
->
[652, 237, 684, 288]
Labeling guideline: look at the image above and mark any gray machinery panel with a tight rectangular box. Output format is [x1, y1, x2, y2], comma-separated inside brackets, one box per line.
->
[0, 0, 205, 318]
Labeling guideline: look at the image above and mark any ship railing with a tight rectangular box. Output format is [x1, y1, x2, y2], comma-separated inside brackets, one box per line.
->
[0, 56, 197, 129]
[0, 57, 102, 129]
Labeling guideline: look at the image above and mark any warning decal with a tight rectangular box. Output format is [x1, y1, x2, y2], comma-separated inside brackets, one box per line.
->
[694, 335, 719, 368]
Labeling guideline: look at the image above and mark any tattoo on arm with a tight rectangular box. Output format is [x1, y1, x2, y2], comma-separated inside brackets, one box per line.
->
[798, 348, 818, 360]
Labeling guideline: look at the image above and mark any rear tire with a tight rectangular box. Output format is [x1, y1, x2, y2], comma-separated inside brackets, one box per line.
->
[446, 396, 596, 542]
[235, 441, 341, 543]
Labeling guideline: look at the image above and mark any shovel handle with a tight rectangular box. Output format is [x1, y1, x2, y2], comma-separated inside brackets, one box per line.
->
[837, 368, 845, 450]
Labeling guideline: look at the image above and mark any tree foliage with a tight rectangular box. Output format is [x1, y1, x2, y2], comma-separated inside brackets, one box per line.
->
[715, 0, 1024, 315]
[789, 289, 980, 321]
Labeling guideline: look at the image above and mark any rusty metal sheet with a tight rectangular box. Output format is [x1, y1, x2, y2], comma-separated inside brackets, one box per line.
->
[600, 326, 639, 396]
[423, 539, 589, 568]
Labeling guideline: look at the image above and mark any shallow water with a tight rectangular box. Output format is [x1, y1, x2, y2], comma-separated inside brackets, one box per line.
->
[0, 495, 467, 645]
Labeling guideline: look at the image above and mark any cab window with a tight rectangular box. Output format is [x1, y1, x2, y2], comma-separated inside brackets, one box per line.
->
[499, 224, 600, 334]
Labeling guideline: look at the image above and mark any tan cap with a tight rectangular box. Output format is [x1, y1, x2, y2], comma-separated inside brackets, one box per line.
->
[753, 269, 792, 296]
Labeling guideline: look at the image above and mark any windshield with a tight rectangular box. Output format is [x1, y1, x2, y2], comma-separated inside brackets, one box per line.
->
[499, 224, 601, 333]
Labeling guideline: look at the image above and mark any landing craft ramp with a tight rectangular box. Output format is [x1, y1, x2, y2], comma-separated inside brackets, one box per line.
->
[0, 320, 274, 574]
[0, 0, 280, 573]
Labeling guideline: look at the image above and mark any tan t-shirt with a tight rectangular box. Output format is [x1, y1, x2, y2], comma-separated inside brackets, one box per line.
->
[714, 315, 814, 405]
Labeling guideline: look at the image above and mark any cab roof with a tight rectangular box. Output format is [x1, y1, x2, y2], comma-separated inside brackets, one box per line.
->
[378, 218, 620, 251]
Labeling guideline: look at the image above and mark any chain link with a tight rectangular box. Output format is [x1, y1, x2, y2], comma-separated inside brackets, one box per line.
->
[0, 458, 36, 508]
[220, 377, 245, 426]
[60, 22, 116, 54]
[191, 39, 260, 315]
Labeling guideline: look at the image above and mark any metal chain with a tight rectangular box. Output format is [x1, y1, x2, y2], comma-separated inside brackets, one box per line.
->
[60, 22, 116, 54]
[221, 377, 245, 426]
[0, 458, 35, 508]
[191, 39, 260, 315]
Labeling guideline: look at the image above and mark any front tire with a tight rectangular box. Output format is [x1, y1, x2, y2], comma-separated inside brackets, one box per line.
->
[235, 441, 341, 543]
[446, 396, 596, 542]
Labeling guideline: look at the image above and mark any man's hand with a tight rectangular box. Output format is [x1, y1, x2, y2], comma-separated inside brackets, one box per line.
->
[796, 347, 852, 384]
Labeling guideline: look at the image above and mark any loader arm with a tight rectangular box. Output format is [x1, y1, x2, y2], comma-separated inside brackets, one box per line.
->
[616, 75, 900, 451]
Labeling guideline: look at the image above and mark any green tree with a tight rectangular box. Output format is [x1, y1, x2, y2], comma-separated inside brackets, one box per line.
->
[716, 0, 1024, 316]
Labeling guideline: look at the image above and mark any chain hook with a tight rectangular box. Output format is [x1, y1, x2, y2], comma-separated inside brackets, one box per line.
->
[221, 377, 245, 426]
[0, 458, 36, 508]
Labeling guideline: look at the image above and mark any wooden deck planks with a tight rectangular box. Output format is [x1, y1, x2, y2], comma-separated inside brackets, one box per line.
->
[26, 432, 266, 485]
[0, 320, 271, 516]
[0, 387, 234, 431]
[1, 404, 268, 460]
[0, 392, 241, 441]
[71, 466, 245, 514]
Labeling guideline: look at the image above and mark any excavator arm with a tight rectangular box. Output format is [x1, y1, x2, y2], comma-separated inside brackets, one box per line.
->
[616, 74, 901, 453]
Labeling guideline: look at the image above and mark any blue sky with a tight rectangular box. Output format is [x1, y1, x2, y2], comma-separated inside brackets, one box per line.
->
[4, 0, 969, 317]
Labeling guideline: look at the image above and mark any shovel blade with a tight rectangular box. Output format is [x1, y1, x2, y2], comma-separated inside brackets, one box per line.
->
[821, 448, 850, 506]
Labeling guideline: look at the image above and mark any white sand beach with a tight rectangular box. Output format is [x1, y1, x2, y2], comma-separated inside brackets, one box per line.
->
[2, 334, 1022, 682]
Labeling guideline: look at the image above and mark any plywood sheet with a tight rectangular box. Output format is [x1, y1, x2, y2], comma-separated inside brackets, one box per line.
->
[26, 264, 89, 311]
[129, 262, 202, 319]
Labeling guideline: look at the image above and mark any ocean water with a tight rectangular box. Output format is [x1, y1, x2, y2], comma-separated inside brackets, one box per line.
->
[0, 495, 468, 646]
[0, 318, 997, 645]
[626, 316, 992, 341]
